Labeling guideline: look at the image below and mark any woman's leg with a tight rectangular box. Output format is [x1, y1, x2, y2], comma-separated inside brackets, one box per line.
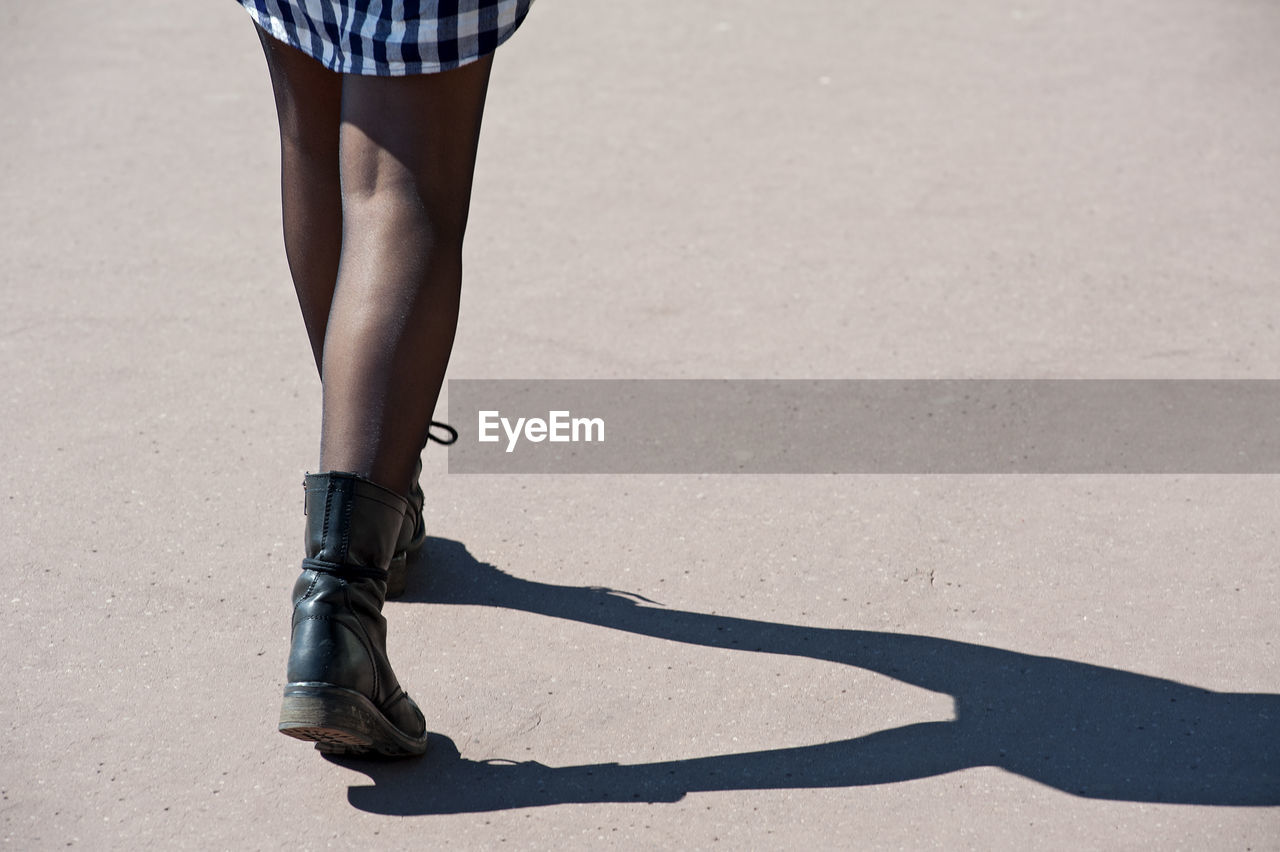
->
[256, 30, 342, 372]
[258, 29, 485, 494]
[318, 57, 494, 495]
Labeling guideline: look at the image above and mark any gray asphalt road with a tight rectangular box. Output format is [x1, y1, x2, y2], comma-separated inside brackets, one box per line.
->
[2, 0, 1278, 848]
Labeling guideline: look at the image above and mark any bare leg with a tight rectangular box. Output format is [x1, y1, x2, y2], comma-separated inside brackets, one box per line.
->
[256, 29, 342, 371]
[257, 30, 486, 495]
[318, 57, 493, 495]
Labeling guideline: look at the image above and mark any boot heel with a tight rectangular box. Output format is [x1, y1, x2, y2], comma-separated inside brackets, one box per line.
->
[279, 684, 377, 753]
[279, 683, 428, 757]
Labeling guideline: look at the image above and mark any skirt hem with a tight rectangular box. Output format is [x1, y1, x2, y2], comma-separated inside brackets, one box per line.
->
[240, 1, 531, 77]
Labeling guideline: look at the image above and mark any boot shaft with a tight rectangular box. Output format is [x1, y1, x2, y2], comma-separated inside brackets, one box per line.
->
[303, 472, 409, 577]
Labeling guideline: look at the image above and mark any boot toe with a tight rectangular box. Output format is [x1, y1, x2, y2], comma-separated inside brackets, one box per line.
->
[384, 688, 427, 740]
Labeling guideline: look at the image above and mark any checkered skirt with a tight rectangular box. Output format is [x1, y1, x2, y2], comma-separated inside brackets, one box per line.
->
[238, 0, 534, 75]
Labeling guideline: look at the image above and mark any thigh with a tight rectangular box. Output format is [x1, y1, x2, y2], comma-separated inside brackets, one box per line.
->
[256, 27, 342, 158]
[338, 56, 495, 239]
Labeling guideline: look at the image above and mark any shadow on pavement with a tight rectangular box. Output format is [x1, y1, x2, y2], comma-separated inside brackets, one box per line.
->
[327, 537, 1279, 814]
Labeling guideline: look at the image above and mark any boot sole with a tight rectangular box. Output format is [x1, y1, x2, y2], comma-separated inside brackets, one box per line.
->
[279, 683, 428, 758]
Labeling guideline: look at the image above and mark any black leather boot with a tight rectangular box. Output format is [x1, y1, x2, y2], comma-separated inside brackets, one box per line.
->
[278, 471, 429, 757]
[387, 457, 427, 600]
[387, 421, 456, 599]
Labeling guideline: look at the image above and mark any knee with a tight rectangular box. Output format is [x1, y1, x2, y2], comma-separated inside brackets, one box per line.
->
[344, 182, 469, 259]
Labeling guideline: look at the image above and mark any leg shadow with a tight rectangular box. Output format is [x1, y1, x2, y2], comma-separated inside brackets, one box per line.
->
[329, 538, 1280, 814]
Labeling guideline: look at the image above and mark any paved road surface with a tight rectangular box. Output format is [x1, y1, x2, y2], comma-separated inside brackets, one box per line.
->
[2, 0, 1278, 847]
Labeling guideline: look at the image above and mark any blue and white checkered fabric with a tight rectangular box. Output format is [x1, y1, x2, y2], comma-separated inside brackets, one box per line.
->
[239, 0, 534, 76]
